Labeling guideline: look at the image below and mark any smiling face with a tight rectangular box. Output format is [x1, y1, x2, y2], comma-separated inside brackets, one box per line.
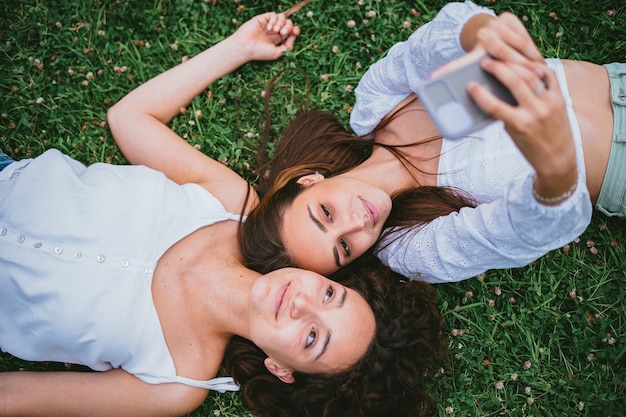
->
[248, 268, 376, 381]
[280, 174, 392, 275]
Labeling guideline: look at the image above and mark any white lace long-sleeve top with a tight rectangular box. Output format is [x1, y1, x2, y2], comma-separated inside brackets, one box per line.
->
[349, 1, 592, 283]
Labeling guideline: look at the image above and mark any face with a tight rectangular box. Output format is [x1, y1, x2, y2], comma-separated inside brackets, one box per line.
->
[281, 174, 392, 275]
[248, 268, 376, 380]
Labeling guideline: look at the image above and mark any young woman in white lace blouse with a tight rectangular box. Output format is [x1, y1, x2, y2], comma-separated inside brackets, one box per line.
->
[240, 1, 624, 283]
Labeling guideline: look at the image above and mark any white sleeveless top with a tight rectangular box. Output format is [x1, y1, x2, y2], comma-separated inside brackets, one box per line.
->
[0, 149, 239, 392]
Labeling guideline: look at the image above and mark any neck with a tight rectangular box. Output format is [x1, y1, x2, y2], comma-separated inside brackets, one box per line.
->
[351, 95, 443, 190]
[342, 153, 420, 195]
[201, 265, 259, 339]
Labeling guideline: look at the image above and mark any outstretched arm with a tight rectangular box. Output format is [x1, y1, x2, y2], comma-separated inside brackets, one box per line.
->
[108, 12, 299, 213]
[0, 369, 207, 417]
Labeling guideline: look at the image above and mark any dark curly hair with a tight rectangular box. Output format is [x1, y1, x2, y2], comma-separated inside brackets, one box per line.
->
[224, 256, 446, 417]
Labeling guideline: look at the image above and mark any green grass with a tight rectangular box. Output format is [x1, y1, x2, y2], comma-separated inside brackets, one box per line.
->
[1, 0, 625, 416]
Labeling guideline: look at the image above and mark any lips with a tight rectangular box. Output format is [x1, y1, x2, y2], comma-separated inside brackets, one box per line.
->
[361, 198, 380, 226]
[275, 283, 289, 319]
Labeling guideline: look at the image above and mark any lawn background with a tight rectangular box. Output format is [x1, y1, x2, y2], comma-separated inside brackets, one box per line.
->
[0, 0, 625, 416]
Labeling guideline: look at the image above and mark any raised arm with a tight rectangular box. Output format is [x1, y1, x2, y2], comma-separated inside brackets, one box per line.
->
[107, 13, 299, 213]
[0, 369, 207, 417]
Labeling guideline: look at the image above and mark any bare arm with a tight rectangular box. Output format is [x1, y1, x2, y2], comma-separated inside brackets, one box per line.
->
[107, 12, 299, 214]
[0, 369, 208, 417]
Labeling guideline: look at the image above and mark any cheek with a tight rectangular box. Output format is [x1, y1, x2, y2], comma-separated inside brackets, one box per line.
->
[354, 232, 378, 255]
[263, 332, 301, 366]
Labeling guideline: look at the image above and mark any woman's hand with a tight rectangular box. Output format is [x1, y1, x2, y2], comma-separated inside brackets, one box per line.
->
[433, 12, 544, 78]
[433, 11, 577, 205]
[232, 12, 300, 62]
[470, 12, 544, 66]
[470, 57, 578, 205]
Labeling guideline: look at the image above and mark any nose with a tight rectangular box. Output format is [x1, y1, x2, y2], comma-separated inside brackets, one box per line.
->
[341, 211, 366, 234]
[290, 292, 315, 320]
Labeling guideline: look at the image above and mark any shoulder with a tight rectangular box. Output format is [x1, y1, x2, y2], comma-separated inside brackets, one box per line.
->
[198, 177, 259, 216]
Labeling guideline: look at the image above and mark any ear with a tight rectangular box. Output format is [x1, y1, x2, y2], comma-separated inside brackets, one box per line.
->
[264, 357, 295, 384]
[296, 172, 325, 188]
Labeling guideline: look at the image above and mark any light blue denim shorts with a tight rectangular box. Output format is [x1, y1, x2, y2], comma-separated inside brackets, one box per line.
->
[596, 63, 626, 217]
[0, 148, 15, 172]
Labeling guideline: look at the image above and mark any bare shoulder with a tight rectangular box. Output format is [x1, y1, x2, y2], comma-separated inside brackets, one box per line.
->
[198, 174, 259, 217]
[375, 94, 441, 146]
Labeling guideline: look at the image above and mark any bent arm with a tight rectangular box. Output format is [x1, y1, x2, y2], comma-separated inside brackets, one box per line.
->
[0, 369, 208, 417]
[108, 13, 299, 213]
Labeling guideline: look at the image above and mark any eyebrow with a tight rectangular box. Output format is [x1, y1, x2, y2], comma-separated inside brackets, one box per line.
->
[307, 205, 343, 268]
[315, 288, 348, 360]
[307, 205, 327, 232]
[315, 333, 330, 361]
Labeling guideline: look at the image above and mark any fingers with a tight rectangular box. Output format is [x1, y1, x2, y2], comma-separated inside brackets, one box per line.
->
[247, 12, 298, 55]
[265, 12, 286, 32]
[468, 57, 558, 125]
[281, 25, 300, 51]
[474, 12, 544, 68]
[265, 13, 294, 36]
[468, 58, 575, 187]
[499, 13, 543, 62]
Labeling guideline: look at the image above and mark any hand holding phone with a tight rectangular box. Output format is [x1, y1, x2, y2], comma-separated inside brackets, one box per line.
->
[417, 58, 517, 138]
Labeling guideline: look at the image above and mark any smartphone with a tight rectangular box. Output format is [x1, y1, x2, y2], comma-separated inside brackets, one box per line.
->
[417, 58, 517, 138]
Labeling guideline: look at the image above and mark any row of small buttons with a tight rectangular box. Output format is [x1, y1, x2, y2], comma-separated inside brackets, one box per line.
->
[1, 226, 154, 273]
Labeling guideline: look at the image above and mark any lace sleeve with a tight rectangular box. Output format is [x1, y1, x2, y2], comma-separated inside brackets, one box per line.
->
[350, 1, 495, 136]
[376, 174, 593, 283]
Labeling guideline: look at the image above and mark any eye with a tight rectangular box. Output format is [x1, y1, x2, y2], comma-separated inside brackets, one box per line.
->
[306, 328, 317, 348]
[323, 285, 335, 302]
[339, 239, 350, 257]
[321, 204, 332, 221]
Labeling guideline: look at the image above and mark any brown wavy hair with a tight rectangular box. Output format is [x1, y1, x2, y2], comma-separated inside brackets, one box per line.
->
[239, 104, 475, 274]
[224, 256, 446, 417]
